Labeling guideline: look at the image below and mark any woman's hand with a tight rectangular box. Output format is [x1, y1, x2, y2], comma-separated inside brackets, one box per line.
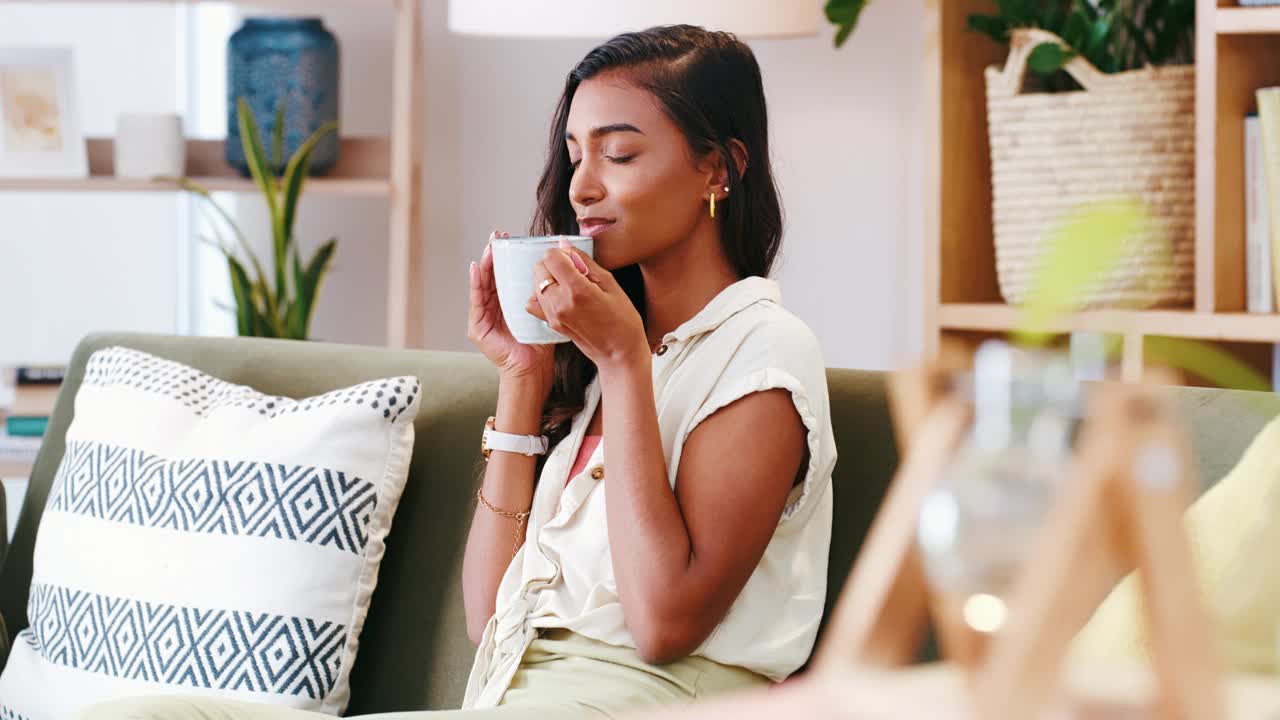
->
[526, 239, 648, 372]
[468, 231, 556, 389]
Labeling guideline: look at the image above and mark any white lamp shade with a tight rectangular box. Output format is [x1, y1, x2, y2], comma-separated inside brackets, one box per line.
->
[448, 0, 823, 39]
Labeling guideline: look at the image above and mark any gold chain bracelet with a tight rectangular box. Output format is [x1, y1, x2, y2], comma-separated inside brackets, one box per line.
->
[477, 487, 531, 559]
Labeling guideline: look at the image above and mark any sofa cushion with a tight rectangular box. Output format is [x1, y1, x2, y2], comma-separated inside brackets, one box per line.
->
[0, 346, 420, 717]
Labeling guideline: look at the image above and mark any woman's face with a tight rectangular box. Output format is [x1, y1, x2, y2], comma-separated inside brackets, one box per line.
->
[564, 71, 713, 270]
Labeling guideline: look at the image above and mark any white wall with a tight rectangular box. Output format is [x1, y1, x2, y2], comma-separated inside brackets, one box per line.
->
[413, 0, 927, 369]
[0, 5, 184, 366]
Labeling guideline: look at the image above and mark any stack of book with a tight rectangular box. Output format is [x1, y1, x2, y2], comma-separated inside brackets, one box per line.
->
[3, 365, 65, 437]
[0, 433, 42, 479]
[0, 365, 64, 478]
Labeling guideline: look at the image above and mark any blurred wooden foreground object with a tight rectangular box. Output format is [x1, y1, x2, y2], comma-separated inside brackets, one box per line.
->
[639, 357, 1280, 719]
[810, 359, 1224, 718]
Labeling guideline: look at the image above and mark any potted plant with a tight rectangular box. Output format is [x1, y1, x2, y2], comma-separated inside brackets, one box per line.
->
[977, 2, 1195, 310]
[966, 0, 1193, 87]
[824, 0, 1194, 62]
[165, 98, 338, 340]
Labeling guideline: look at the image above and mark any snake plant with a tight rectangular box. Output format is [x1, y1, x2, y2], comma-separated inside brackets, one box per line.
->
[166, 98, 338, 340]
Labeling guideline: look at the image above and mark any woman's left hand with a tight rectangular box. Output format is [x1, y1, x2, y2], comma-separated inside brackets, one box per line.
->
[526, 240, 648, 371]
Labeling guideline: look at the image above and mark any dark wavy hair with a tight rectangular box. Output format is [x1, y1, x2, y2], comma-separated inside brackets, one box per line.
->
[532, 24, 784, 448]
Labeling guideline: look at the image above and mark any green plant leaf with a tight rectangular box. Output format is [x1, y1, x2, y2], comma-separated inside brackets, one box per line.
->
[286, 247, 306, 339]
[995, 0, 1036, 25]
[1062, 6, 1089, 49]
[1028, 42, 1072, 76]
[237, 99, 280, 222]
[1036, 2, 1068, 31]
[1013, 198, 1146, 346]
[825, 0, 869, 48]
[1119, 15, 1155, 64]
[249, 283, 284, 338]
[280, 120, 338, 266]
[226, 254, 257, 337]
[271, 102, 285, 173]
[1146, 337, 1271, 392]
[293, 238, 337, 340]
[967, 14, 1010, 44]
[237, 98, 289, 310]
[1085, 14, 1114, 56]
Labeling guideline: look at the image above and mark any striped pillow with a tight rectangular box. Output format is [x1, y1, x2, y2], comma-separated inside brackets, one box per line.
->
[0, 347, 421, 718]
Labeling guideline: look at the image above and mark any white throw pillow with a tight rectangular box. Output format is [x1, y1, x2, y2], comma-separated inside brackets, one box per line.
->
[0, 346, 421, 718]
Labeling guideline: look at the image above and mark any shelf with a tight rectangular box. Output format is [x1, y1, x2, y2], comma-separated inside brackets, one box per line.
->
[0, 462, 33, 479]
[1216, 7, 1280, 35]
[939, 303, 1280, 342]
[0, 137, 391, 197]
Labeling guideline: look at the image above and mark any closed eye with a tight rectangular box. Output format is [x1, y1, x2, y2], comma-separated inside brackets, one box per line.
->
[567, 154, 632, 172]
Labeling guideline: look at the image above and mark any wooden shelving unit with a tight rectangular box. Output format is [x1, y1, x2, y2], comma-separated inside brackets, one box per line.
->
[1, 0, 425, 347]
[924, 0, 1280, 387]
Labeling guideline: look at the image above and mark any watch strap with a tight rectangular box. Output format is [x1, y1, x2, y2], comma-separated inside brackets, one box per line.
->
[482, 417, 549, 459]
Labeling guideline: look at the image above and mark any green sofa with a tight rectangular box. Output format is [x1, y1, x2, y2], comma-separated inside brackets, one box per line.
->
[0, 332, 1274, 713]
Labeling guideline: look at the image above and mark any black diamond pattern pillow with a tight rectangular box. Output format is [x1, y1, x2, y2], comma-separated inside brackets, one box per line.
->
[0, 347, 421, 717]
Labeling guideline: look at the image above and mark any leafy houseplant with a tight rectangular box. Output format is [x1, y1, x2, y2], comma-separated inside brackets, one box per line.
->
[824, 1, 1194, 80]
[167, 98, 338, 340]
[966, 0, 1194, 90]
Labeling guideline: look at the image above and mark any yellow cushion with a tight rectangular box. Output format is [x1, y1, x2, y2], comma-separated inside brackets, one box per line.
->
[1072, 411, 1280, 674]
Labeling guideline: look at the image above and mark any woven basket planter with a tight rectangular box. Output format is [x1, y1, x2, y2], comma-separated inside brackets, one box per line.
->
[985, 29, 1195, 309]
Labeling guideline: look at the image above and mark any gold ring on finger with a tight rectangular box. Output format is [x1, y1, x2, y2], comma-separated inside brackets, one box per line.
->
[537, 278, 559, 295]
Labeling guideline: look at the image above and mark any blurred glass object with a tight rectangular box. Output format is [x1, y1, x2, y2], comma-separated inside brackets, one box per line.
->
[917, 340, 1082, 633]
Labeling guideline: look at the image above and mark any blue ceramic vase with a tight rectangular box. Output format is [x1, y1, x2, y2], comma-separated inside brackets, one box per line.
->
[226, 17, 339, 177]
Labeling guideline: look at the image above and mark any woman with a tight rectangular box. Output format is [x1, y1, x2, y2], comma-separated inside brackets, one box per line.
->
[80, 24, 835, 720]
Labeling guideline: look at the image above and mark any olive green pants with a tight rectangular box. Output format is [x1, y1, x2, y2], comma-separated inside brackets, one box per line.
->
[75, 630, 769, 720]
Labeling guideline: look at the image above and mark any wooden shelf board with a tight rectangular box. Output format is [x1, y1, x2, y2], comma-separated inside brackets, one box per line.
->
[0, 462, 33, 479]
[0, 176, 389, 196]
[1216, 7, 1280, 35]
[939, 303, 1280, 342]
[0, 136, 391, 197]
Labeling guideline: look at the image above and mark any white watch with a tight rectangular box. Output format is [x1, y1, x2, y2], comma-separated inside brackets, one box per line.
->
[481, 416, 549, 460]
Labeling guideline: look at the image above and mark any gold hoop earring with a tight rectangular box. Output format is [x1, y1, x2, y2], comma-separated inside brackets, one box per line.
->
[709, 192, 716, 219]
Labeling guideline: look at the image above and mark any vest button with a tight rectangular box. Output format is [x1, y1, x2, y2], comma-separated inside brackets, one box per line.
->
[656, 344, 668, 356]
[590, 466, 605, 481]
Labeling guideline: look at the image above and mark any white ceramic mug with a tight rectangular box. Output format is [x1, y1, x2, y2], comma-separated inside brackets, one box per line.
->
[491, 235, 594, 345]
[115, 113, 185, 179]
